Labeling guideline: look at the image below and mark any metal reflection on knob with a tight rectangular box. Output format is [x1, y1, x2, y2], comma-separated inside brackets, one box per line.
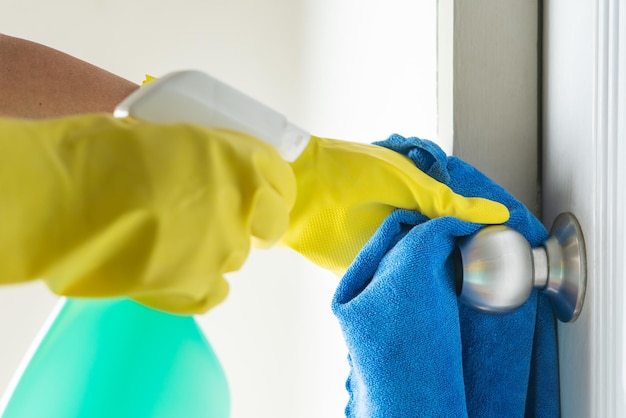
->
[454, 212, 587, 323]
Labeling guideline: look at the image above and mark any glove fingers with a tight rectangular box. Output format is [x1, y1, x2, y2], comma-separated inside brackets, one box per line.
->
[347, 144, 510, 225]
[401, 167, 509, 224]
[304, 136, 509, 225]
[437, 195, 510, 224]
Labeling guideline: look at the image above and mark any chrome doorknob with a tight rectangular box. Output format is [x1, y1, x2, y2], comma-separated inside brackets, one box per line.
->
[454, 212, 587, 322]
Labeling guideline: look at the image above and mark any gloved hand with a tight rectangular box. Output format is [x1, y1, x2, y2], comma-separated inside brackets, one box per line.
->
[281, 136, 510, 274]
[0, 114, 295, 314]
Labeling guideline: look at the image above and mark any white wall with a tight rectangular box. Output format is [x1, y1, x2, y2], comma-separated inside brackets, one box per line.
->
[0, 1, 437, 417]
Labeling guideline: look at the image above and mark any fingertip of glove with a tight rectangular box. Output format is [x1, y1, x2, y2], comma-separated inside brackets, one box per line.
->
[469, 199, 511, 224]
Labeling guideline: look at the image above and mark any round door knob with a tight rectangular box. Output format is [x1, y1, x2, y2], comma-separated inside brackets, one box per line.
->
[454, 212, 587, 322]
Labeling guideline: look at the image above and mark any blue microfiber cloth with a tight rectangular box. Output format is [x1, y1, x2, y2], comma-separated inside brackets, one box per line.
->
[332, 135, 560, 417]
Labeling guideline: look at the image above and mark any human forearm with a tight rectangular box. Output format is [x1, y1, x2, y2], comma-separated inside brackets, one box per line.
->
[0, 34, 138, 118]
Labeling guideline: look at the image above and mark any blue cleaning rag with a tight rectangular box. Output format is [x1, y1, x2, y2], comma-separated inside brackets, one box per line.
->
[332, 135, 560, 417]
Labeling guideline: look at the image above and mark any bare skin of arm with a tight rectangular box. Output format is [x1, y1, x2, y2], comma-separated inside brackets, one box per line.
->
[0, 34, 138, 118]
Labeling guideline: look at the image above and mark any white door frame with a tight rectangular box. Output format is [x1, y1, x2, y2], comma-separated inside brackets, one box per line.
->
[437, 0, 540, 215]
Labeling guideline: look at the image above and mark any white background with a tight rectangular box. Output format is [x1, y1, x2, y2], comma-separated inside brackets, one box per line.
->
[0, 1, 439, 417]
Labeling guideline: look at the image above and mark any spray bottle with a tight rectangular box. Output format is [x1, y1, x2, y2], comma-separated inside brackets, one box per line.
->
[114, 70, 310, 162]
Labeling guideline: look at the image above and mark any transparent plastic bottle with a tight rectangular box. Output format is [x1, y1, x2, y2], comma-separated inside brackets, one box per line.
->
[0, 298, 230, 418]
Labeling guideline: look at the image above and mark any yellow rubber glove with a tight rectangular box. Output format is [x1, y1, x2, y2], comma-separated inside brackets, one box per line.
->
[282, 136, 510, 275]
[0, 114, 295, 314]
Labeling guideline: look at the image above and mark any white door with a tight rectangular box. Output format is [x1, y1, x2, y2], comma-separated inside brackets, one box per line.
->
[439, 0, 625, 416]
[543, 0, 626, 416]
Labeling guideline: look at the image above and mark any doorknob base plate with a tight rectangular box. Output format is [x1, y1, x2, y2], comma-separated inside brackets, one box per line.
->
[544, 212, 587, 323]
